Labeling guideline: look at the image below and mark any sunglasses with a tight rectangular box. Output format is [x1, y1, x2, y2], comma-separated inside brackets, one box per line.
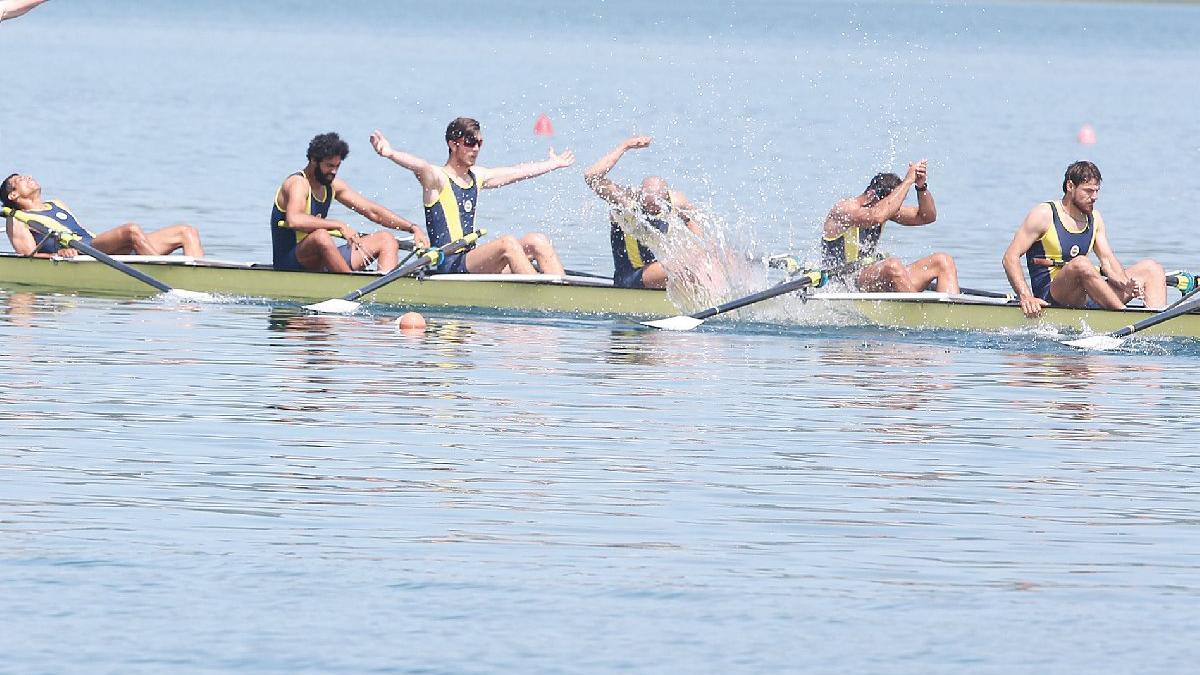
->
[457, 134, 483, 148]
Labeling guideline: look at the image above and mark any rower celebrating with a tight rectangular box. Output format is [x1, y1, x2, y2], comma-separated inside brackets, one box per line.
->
[1002, 160, 1166, 318]
[821, 160, 959, 293]
[369, 118, 572, 275]
[271, 132, 428, 274]
[2, 173, 205, 258]
[583, 135, 704, 289]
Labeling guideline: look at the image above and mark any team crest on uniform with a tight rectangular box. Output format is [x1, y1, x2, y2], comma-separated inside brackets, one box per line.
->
[57, 212, 68, 220]
[1069, 244, 1080, 257]
[464, 199, 473, 213]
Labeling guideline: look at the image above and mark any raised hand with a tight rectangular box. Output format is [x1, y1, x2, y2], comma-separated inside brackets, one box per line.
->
[624, 135, 652, 150]
[370, 130, 392, 158]
[913, 159, 928, 188]
[549, 147, 576, 169]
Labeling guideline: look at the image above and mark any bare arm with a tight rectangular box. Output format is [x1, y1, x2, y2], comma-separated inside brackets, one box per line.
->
[0, 0, 50, 21]
[893, 161, 936, 226]
[280, 176, 352, 237]
[583, 136, 649, 207]
[1088, 211, 1129, 286]
[1002, 204, 1051, 316]
[6, 216, 37, 255]
[823, 161, 921, 238]
[671, 190, 704, 236]
[479, 148, 576, 189]
[370, 130, 444, 207]
[333, 179, 430, 248]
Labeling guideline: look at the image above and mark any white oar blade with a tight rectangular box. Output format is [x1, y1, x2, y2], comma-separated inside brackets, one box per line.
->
[303, 298, 362, 314]
[1063, 334, 1126, 351]
[641, 315, 704, 331]
[165, 289, 216, 302]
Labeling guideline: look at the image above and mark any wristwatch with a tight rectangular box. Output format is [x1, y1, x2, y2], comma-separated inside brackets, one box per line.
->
[914, 184, 928, 192]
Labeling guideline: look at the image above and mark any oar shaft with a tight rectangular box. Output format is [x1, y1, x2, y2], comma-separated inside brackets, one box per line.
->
[1111, 292, 1200, 338]
[693, 272, 820, 320]
[339, 230, 485, 302]
[18, 219, 175, 294]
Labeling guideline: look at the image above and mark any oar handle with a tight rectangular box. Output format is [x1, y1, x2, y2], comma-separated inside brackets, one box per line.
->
[341, 229, 486, 302]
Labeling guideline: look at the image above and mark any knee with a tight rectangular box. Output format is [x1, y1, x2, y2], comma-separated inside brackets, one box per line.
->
[373, 232, 399, 252]
[1064, 256, 1098, 277]
[121, 222, 146, 238]
[523, 232, 552, 251]
[500, 235, 523, 254]
[1138, 259, 1165, 277]
[933, 252, 956, 272]
[307, 229, 334, 246]
[881, 258, 907, 278]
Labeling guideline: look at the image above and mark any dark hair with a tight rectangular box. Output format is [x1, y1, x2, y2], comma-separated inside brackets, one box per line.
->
[1063, 160, 1101, 193]
[445, 117, 481, 142]
[0, 173, 18, 209]
[307, 132, 350, 162]
[866, 173, 903, 201]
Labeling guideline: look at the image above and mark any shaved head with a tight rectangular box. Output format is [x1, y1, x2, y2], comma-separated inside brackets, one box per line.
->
[639, 176, 669, 213]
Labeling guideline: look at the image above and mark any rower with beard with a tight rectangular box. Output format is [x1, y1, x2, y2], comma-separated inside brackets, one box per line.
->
[271, 132, 428, 273]
[1002, 160, 1166, 318]
[583, 135, 704, 289]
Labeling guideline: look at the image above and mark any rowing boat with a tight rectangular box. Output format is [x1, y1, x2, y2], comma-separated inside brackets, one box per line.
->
[2, 253, 1199, 338]
[0, 253, 675, 316]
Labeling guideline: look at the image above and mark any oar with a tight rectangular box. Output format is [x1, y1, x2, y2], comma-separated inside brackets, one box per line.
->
[3, 208, 212, 301]
[1062, 289, 1200, 350]
[303, 229, 485, 314]
[641, 260, 862, 331]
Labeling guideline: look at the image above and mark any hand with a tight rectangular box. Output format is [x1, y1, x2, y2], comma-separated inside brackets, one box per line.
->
[1019, 294, 1048, 318]
[1125, 276, 1145, 299]
[337, 223, 359, 241]
[904, 161, 919, 184]
[549, 147, 575, 169]
[913, 159, 928, 189]
[58, 247, 79, 259]
[623, 135, 652, 151]
[412, 229, 430, 249]
[370, 130, 392, 158]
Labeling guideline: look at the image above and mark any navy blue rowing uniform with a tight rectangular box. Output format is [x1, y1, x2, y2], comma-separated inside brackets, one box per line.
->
[270, 172, 351, 271]
[424, 168, 480, 274]
[10, 200, 94, 254]
[1027, 201, 1095, 305]
[610, 198, 671, 289]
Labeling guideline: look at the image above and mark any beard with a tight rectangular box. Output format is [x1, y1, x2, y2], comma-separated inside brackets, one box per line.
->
[315, 168, 335, 186]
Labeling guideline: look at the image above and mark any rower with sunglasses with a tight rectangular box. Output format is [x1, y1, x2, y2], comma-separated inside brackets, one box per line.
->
[369, 118, 574, 276]
[820, 159, 959, 293]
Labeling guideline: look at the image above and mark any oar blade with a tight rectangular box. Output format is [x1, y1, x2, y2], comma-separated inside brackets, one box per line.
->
[164, 288, 216, 302]
[303, 298, 362, 314]
[1063, 334, 1126, 351]
[640, 315, 705, 331]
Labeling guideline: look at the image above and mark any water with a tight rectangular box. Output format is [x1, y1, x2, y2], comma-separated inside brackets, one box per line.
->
[4, 1, 1200, 673]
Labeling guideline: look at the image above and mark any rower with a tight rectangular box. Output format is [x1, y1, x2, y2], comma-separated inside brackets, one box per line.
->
[583, 135, 705, 289]
[1001, 160, 1167, 318]
[368, 118, 572, 275]
[821, 160, 960, 293]
[271, 132, 428, 274]
[2, 173, 204, 259]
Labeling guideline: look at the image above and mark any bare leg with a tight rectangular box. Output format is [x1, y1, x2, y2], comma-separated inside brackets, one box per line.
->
[521, 232, 563, 275]
[856, 257, 916, 292]
[1123, 259, 1167, 309]
[1049, 256, 1123, 309]
[640, 262, 668, 289]
[464, 236, 537, 274]
[906, 252, 960, 293]
[143, 224, 205, 257]
[349, 231, 400, 273]
[91, 223, 153, 255]
[296, 230, 351, 273]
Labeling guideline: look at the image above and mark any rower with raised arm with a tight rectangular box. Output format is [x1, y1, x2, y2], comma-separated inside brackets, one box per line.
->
[583, 135, 704, 289]
[370, 118, 572, 276]
[2, 173, 205, 258]
[1001, 160, 1166, 318]
[271, 132, 427, 274]
[0, 0, 50, 22]
[821, 160, 959, 293]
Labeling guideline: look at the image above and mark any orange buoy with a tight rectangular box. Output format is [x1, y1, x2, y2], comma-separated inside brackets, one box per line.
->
[396, 311, 427, 333]
[1077, 124, 1096, 145]
[534, 113, 554, 137]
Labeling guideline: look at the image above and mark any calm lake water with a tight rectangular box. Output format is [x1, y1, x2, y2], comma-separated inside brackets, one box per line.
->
[4, 1, 1200, 673]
